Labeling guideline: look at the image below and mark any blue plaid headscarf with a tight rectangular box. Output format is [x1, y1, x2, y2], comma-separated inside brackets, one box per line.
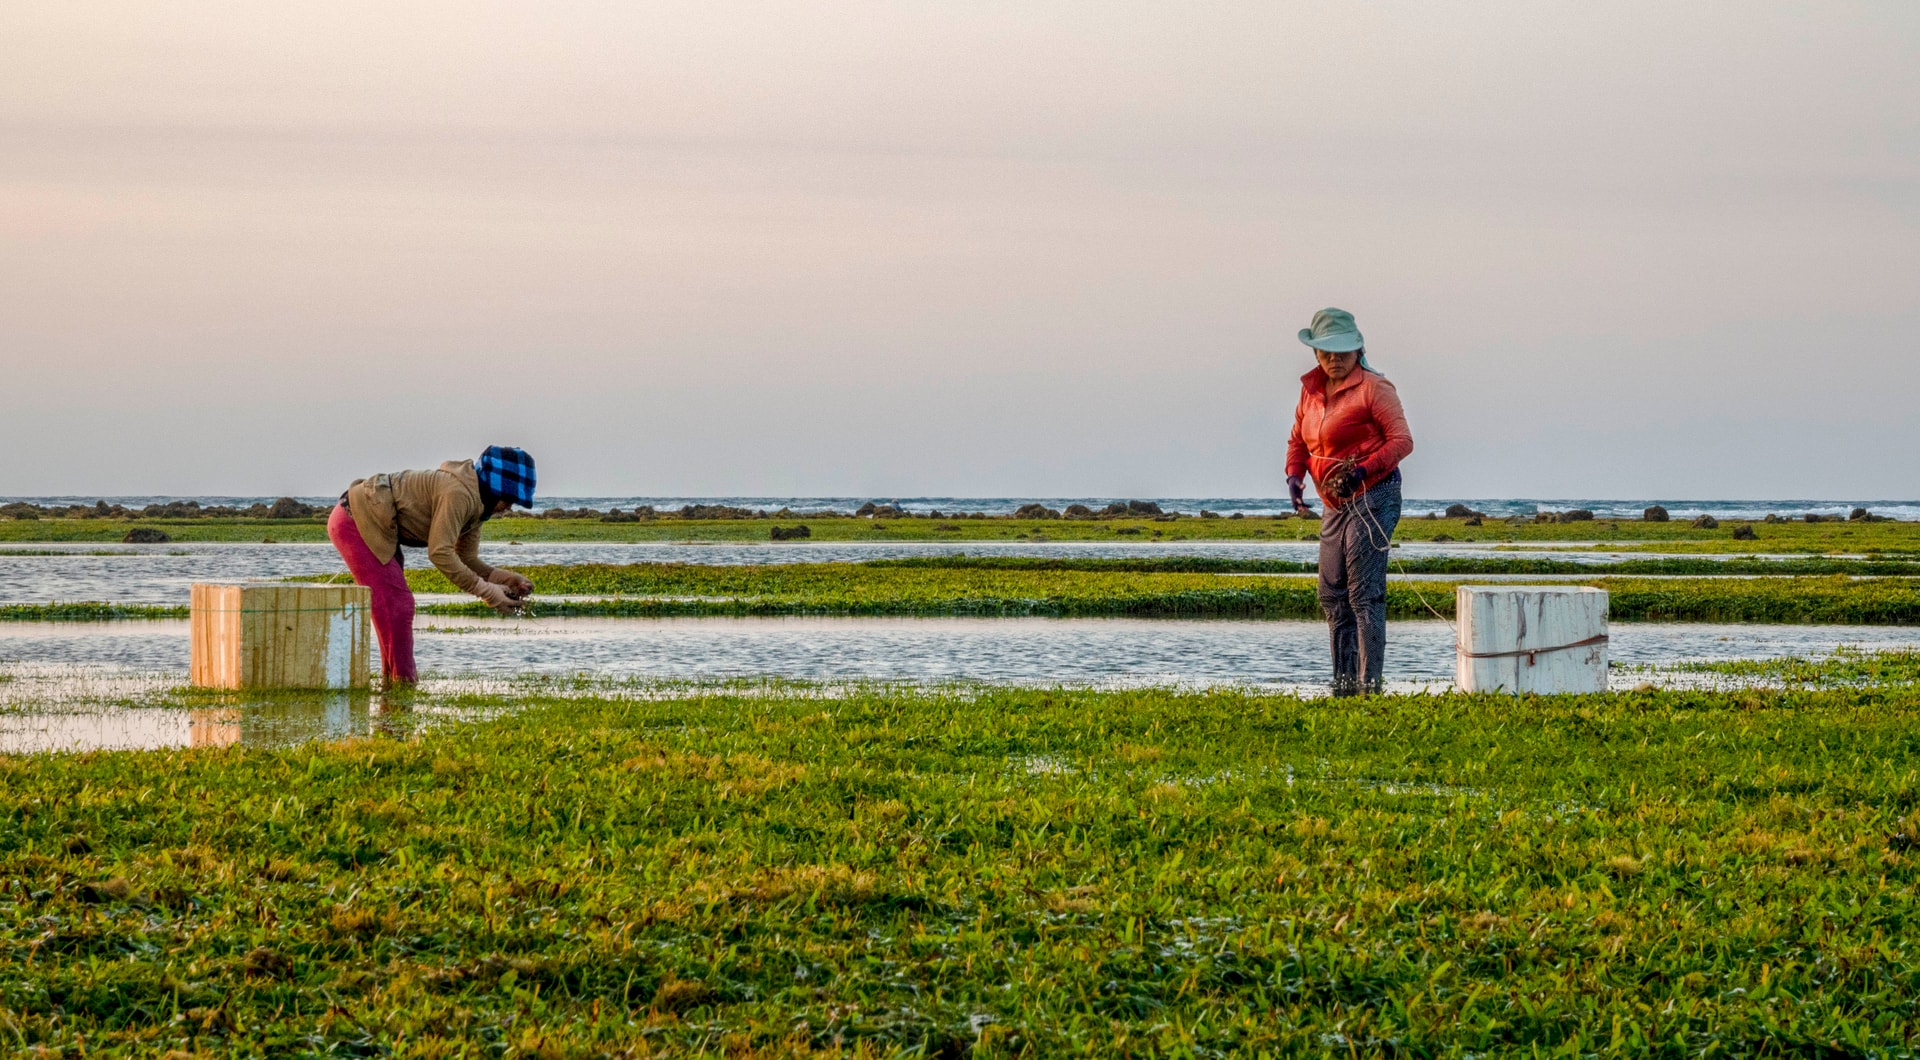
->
[477, 446, 536, 509]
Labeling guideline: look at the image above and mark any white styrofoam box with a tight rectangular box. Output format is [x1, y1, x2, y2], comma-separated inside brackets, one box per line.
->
[1455, 586, 1608, 694]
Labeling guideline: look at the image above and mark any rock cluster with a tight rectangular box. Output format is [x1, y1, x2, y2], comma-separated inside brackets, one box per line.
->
[1096, 501, 1164, 518]
[0, 498, 326, 521]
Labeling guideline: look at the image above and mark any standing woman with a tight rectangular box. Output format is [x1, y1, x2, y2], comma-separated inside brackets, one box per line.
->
[1286, 309, 1414, 695]
[327, 446, 538, 687]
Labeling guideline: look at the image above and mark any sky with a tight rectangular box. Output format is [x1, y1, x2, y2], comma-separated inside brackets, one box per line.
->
[3, 1, 1916, 499]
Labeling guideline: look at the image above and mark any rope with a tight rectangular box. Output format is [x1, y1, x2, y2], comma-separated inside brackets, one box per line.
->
[1459, 633, 1609, 665]
[193, 608, 368, 614]
[1335, 473, 1458, 635]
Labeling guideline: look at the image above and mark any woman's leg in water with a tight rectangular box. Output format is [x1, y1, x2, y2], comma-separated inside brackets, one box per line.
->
[1317, 503, 1360, 695]
[327, 503, 417, 685]
[1345, 475, 1402, 693]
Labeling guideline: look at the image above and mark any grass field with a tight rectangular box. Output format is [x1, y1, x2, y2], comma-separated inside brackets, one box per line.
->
[7, 513, 1920, 554]
[16, 561, 1920, 624]
[5, 680, 1920, 1055]
[343, 563, 1920, 625]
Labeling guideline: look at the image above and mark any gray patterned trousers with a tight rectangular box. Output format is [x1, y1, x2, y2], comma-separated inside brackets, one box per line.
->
[1317, 472, 1402, 695]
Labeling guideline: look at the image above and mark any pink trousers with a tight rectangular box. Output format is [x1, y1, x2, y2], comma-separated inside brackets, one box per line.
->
[328, 503, 417, 684]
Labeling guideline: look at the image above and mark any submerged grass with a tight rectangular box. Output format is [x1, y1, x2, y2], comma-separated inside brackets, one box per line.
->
[0, 603, 185, 621]
[396, 563, 1920, 624]
[14, 562, 1920, 625]
[1676, 646, 1920, 686]
[872, 554, 1920, 576]
[6, 683, 1920, 1054]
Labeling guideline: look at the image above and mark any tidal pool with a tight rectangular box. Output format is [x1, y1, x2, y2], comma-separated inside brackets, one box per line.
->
[5, 616, 1919, 752]
[0, 539, 1717, 607]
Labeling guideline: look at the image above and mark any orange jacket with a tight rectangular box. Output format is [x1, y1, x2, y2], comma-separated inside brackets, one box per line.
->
[1285, 366, 1414, 509]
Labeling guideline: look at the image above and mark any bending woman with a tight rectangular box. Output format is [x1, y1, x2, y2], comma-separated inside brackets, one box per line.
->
[1285, 308, 1414, 695]
[327, 446, 538, 687]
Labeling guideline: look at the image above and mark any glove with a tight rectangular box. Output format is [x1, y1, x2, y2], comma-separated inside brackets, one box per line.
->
[474, 581, 524, 615]
[1325, 462, 1368, 501]
[487, 568, 533, 599]
[1287, 474, 1315, 516]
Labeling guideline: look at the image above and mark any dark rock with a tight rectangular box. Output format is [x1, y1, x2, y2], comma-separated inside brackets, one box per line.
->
[769, 525, 811, 541]
[1444, 503, 1472, 518]
[123, 527, 171, 544]
[1803, 513, 1825, 523]
[1062, 504, 1096, 519]
[1690, 515, 1719, 529]
[1763, 513, 1783, 523]
[600, 509, 639, 523]
[1229, 512, 1244, 519]
[1126, 500, 1165, 516]
[1462, 515, 1483, 527]
[1557, 509, 1595, 523]
[1849, 508, 1871, 521]
[268, 496, 315, 519]
[1199, 510, 1220, 519]
[1096, 502, 1130, 517]
[1432, 534, 1454, 543]
[854, 502, 877, 517]
[678, 504, 755, 520]
[1013, 503, 1061, 520]
[1642, 506, 1669, 522]
[1730, 524, 1757, 540]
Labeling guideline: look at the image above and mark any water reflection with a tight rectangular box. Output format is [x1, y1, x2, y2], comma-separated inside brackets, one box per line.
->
[6, 615, 1920, 752]
[0, 678, 440, 754]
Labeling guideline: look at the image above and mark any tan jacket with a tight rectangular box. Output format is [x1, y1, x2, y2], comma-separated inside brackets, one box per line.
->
[344, 460, 496, 594]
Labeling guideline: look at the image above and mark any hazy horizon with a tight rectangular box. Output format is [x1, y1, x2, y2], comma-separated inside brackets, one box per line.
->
[5, 3, 1916, 499]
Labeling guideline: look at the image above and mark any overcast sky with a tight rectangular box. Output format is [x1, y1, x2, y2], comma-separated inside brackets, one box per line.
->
[3, 2, 1916, 499]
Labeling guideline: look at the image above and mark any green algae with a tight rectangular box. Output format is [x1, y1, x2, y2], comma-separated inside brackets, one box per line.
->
[5, 682, 1920, 1054]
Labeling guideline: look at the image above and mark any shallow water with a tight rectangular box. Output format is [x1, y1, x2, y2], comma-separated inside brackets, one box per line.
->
[5, 616, 1919, 752]
[0, 539, 1804, 607]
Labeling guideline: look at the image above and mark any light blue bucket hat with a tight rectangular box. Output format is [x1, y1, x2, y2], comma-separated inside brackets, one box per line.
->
[1298, 307, 1365, 353]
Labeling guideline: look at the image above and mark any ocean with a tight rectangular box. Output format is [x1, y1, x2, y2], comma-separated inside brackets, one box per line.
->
[5, 496, 1916, 521]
